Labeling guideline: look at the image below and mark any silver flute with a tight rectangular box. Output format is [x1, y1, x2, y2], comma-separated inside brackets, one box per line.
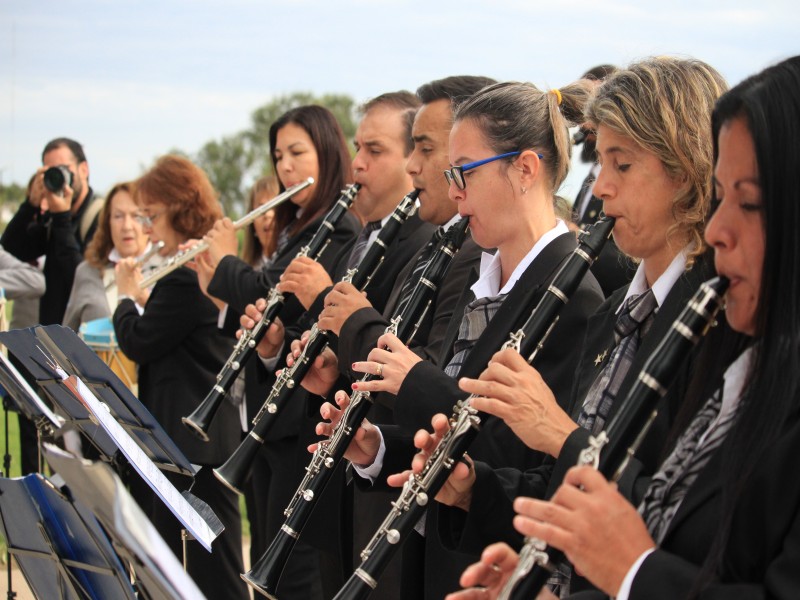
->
[138, 177, 313, 289]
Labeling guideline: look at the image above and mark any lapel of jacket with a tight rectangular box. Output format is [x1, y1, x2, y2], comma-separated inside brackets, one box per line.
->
[602, 255, 714, 424]
[456, 232, 578, 379]
[438, 266, 479, 366]
[660, 443, 724, 542]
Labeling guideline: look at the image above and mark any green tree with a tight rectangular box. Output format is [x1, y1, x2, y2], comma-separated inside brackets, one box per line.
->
[0, 182, 27, 229]
[190, 91, 358, 219]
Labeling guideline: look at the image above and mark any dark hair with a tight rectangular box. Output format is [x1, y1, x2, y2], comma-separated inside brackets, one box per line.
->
[42, 137, 87, 164]
[455, 80, 591, 193]
[580, 64, 617, 81]
[135, 155, 222, 240]
[360, 91, 420, 155]
[268, 105, 352, 244]
[689, 55, 800, 595]
[242, 175, 280, 266]
[416, 75, 497, 107]
[84, 181, 137, 269]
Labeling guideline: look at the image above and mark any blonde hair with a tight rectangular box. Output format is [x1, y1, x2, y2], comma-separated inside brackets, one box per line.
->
[586, 57, 728, 263]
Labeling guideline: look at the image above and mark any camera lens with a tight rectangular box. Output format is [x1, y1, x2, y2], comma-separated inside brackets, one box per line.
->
[43, 165, 73, 193]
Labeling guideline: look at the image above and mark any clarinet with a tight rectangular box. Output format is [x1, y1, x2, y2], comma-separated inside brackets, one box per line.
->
[242, 217, 472, 598]
[213, 190, 421, 494]
[334, 216, 616, 600]
[182, 184, 361, 441]
[500, 275, 729, 600]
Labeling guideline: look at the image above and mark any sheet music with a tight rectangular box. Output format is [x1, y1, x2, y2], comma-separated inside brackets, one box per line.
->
[0, 350, 63, 428]
[50, 365, 218, 551]
[43, 445, 206, 600]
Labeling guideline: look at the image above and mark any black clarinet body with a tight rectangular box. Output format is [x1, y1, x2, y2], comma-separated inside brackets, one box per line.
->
[212, 190, 420, 494]
[334, 216, 616, 600]
[243, 217, 471, 597]
[182, 184, 361, 442]
[502, 275, 729, 600]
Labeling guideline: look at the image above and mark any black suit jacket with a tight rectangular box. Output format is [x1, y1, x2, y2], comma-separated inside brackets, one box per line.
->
[337, 235, 483, 410]
[567, 402, 800, 600]
[205, 211, 361, 437]
[1, 191, 101, 325]
[442, 253, 716, 559]
[369, 231, 604, 600]
[113, 267, 241, 466]
[622, 410, 800, 600]
[297, 213, 436, 558]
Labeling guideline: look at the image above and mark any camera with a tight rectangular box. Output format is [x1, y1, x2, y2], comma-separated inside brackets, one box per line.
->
[43, 165, 73, 193]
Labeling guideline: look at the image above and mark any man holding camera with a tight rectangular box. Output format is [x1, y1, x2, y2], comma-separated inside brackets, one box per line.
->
[1, 137, 103, 325]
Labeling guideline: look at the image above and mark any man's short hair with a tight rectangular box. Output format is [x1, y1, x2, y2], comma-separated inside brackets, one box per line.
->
[416, 75, 497, 107]
[359, 91, 421, 155]
[42, 137, 87, 164]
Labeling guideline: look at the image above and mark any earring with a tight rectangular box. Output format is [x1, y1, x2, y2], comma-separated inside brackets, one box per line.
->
[521, 186, 527, 195]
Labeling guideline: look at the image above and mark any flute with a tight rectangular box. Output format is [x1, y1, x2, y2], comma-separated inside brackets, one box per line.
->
[213, 190, 421, 494]
[242, 217, 471, 599]
[182, 183, 361, 442]
[500, 275, 728, 600]
[105, 241, 165, 291]
[334, 216, 615, 600]
[138, 178, 313, 289]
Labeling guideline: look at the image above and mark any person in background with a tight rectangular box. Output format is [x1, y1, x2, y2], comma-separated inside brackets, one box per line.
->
[2, 138, 104, 475]
[63, 181, 158, 331]
[571, 64, 636, 296]
[113, 155, 248, 600]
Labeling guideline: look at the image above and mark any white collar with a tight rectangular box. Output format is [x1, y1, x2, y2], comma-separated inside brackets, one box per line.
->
[617, 245, 693, 314]
[471, 219, 569, 300]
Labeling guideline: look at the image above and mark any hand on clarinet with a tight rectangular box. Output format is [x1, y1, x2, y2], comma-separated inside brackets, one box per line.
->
[240, 299, 285, 359]
[318, 281, 372, 336]
[385, 413, 476, 511]
[311, 390, 382, 466]
[458, 348, 578, 458]
[286, 329, 339, 397]
[278, 256, 333, 310]
[444, 542, 563, 600]
[512, 466, 655, 597]
[351, 332, 422, 396]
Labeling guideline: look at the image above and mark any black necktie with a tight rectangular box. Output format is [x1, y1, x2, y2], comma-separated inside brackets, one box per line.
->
[394, 226, 445, 314]
[577, 288, 658, 433]
[346, 221, 382, 271]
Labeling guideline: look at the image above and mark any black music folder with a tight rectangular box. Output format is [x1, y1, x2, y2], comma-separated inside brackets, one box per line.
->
[0, 471, 136, 599]
[0, 325, 223, 550]
[0, 325, 194, 475]
[43, 444, 207, 600]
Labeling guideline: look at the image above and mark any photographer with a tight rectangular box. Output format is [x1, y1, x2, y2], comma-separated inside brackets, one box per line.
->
[1, 137, 103, 325]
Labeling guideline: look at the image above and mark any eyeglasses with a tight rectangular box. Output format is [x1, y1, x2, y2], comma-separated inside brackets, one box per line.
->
[444, 151, 545, 190]
[134, 212, 163, 228]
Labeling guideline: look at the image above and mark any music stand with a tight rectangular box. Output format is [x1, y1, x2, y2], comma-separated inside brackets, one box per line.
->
[0, 326, 192, 477]
[0, 471, 136, 599]
[0, 325, 223, 552]
[43, 444, 206, 600]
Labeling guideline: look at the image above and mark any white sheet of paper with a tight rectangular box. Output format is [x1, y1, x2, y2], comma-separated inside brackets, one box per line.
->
[53, 366, 217, 550]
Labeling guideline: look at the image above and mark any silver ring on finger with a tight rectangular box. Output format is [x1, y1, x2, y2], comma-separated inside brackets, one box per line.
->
[376, 363, 383, 378]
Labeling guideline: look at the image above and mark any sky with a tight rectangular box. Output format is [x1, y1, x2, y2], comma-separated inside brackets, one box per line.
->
[1, 0, 797, 204]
